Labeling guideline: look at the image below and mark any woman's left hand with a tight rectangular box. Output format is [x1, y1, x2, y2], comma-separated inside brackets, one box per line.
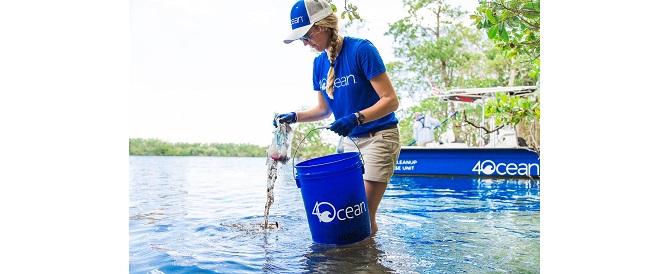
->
[329, 113, 358, 137]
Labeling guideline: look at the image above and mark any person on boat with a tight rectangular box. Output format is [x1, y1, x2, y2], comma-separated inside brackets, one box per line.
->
[413, 113, 441, 147]
[273, 0, 401, 235]
[439, 123, 456, 144]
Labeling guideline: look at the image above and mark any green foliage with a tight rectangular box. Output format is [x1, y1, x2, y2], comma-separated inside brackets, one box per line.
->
[383, 0, 536, 146]
[129, 138, 267, 157]
[385, 0, 479, 103]
[480, 90, 541, 153]
[290, 120, 337, 160]
[384, 0, 537, 104]
[470, 0, 540, 151]
[324, 0, 362, 22]
[471, 0, 540, 77]
[484, 92, 540, 127]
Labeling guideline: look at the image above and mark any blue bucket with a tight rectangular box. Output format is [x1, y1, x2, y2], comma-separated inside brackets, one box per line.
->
[295, 151, 371, 245]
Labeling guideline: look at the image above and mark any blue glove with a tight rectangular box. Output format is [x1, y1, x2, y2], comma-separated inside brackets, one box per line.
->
[330, 113, 358, 137]
[273, 112, 296, 127]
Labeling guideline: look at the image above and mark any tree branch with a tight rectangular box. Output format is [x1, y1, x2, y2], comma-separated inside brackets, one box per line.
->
[461, 111, 504, 134]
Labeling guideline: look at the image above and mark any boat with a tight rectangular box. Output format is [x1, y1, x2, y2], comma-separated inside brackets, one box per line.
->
[394, 86, 540, 178]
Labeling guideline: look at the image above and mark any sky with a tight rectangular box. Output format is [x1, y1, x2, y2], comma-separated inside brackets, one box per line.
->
[129, 0, 480, 147]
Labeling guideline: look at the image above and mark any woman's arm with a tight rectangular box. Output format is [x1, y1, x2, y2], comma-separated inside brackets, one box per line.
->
[357, 71, 399, 124]
[295, 91, 332, 122]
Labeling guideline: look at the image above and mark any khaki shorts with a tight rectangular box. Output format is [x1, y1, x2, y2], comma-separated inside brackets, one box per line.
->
[341, 127, 401, 183]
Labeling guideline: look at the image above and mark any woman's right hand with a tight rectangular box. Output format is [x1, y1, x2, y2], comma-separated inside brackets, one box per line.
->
[273, 112, 296, 127]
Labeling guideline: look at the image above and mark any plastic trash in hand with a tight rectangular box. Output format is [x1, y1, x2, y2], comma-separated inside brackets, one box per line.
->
[267, 123, 293, 164]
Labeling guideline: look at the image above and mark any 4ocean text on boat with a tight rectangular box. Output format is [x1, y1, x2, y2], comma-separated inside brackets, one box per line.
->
[395, 159, 539, 176]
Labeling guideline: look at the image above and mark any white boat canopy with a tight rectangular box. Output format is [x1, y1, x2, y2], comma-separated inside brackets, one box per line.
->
[438, 86, 538, 103]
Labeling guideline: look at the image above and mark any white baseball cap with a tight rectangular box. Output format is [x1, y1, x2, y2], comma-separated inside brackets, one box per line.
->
[283, 0, 334, 44]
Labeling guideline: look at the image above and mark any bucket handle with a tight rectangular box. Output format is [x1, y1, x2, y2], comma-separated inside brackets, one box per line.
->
[292, 126, 365, 185]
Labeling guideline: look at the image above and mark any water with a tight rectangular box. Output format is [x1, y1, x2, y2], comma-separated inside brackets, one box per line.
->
[264, 158, 278, 230]
[264, 123, 292, 229]
[129, 156, 540, 273]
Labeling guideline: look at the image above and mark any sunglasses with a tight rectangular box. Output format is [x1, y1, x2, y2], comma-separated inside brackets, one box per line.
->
[299, 28, 323, 42]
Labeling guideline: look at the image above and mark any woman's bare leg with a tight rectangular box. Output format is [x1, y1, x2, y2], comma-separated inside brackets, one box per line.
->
[364, 179, 388, 234]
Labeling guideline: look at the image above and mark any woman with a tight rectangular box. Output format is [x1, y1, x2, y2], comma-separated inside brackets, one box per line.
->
[273, 0, 400, 234]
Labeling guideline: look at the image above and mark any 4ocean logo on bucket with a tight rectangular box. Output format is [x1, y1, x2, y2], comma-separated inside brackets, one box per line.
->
[312, 201, 367, 223]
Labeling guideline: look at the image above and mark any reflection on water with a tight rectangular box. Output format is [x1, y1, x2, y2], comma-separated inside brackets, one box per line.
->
[302, 236, 394, 273]
[129, 156, 539, 273]
[382, 176, 540, 273]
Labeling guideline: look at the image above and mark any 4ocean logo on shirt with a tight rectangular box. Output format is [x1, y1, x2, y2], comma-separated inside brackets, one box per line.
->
[319, 73, 357, 91]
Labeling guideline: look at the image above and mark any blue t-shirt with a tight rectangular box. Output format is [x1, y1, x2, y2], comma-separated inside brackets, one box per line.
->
[312, 36, 398, 137]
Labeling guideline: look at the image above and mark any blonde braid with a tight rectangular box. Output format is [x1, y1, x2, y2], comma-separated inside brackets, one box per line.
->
[315, 14, 341, 99]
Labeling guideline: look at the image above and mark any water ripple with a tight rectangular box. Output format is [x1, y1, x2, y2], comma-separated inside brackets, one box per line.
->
[130, 156, 540, 273]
